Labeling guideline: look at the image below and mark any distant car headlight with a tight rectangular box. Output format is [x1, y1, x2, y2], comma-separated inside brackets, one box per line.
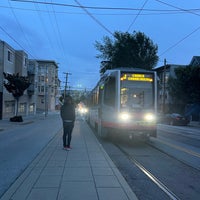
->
[119, 112, 131, 121]
[79, 107, 88, 114]
[144, 113, 156, 122]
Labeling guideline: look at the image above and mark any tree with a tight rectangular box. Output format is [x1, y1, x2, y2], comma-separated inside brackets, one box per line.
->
[95, 31, 158, 74]
[168, 66, 200, 112]
[3, 72, 31, 120]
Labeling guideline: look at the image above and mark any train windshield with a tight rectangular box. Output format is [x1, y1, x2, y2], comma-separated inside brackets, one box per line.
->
[120, 72, 154, 110]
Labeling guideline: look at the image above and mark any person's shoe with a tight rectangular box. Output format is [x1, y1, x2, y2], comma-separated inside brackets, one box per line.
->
[66, 146, 72, 150]
[63, 146, 68, 150]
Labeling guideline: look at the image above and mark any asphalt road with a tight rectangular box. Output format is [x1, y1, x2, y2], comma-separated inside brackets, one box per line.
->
[0, 113, 62, 197]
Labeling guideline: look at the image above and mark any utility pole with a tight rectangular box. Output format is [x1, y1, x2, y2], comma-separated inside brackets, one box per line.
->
[163, 58, 167, 113]
[45, 65, 48, 118]
[63, 72, 71, 98]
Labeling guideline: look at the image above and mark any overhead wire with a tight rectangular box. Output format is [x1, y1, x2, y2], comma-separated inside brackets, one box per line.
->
[74, 0, 114, 36]
[33, 0, 59, 59]
[159, 26, 200, 57]
[127, 0, 149, 32]
[10, 0, 200, 14]
[44, 0, 64, 59]
[49, 0, 69, 67]
[8, 0, 37, 58]
[3, 4, 200, 15]
[8, 0, 182, 11]
[7, 0, 200, 66]
[2, 0, 37, 67]
[0, 25, 35, 58]
[155, 0, 200, 57]
[155, 0, 200, 17]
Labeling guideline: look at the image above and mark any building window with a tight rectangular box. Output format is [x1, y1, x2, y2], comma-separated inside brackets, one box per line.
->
[7, 50, 13, 62]
[29, 104, 35, 113]
[39, 76, 45, 82]
[38, 85, 45, 93]
[24, 57, 28, 68]
[41, 86, 44, 92]
[5, 101, 15, 113]
[19, 103, 26, 113]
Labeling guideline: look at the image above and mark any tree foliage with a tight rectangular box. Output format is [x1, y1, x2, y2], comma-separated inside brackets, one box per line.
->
[3, 72, 31, 98]
[168, 66, 200, 105]
[95, 31, 158, 74]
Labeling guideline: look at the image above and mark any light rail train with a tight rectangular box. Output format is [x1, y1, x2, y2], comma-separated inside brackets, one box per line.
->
[87, 68, 158, 140]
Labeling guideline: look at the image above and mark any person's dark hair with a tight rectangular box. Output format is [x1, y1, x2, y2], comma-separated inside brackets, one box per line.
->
[64, 95, 72, 104]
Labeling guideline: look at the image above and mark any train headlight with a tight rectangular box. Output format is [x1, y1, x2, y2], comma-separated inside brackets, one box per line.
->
[144, 113, 156, 122]
[119, 112, 131, 121]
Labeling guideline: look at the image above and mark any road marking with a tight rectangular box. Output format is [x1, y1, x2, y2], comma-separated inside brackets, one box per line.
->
[156, 138, 200, 158]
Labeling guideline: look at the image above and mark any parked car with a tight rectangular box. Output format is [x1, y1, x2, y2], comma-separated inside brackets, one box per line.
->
[161, 113, 190, 126]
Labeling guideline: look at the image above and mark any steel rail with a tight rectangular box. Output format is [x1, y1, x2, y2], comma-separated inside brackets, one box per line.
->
[117, 145, 181, 200]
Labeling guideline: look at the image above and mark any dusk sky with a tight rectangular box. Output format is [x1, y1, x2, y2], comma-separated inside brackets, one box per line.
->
[0, 0, 200, 91]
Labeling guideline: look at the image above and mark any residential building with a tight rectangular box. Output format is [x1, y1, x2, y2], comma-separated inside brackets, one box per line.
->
[190, 56, 200, 66]
[0, 40, 16, 119]
[27, 59, 39, 115]
[0, 41, 38, 119]
[154, 64, 187, 113]
[0, 40, 61, 119]
[35, 60, 59, 114]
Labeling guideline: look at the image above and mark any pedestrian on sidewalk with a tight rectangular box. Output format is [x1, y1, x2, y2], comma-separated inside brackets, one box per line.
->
[60, 95, 76, 150]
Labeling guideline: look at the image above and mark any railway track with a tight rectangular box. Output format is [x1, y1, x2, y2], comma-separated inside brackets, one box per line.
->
[116, 144, 181, 200]
[104, 138, 200, 200]
[90, 121, 200, 199]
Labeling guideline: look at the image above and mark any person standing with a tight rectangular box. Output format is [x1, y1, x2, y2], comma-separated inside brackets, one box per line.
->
[60, 95, 75, 150]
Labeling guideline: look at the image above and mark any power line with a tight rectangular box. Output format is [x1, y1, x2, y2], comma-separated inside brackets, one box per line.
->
[0, 25, 35, 58]
[155, 0, 200, 57]
[74, 0, 113, 36]
[127, 0, 149, 32]
[44, 0, 66, 61]
[5, 3, 200, 15]
[10, 0, 200, 14]
[155, 0, 200, 17]
[159, 25, 200, 57]
[50, 0, 69, 67]
[34, 1, 60, 59]
[8, 0, 37, 58]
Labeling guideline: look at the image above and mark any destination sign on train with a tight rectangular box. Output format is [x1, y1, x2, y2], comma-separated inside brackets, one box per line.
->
[121, 73, 153, 82]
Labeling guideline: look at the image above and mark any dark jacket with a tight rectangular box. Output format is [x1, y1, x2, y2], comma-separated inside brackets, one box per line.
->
[60, 102, 75, 122]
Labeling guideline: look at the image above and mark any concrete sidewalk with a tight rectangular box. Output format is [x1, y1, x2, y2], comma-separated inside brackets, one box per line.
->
[0, 119, 138, 200]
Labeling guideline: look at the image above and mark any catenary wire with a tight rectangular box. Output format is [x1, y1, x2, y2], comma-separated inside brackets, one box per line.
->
[8, 0, 37, 58]
[3, 5, 200, 16]
[10, 0, 200, 14]
[74, 0, 114, 36]
[159, 25, 200, 57]
[0, 25, 35, 58]
[155, 0, 200, 17]
[127, 0, 149, 32]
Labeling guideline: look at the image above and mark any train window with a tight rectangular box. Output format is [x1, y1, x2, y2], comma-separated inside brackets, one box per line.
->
[104, 77, 116, 107]
[120, 74, 154, 110]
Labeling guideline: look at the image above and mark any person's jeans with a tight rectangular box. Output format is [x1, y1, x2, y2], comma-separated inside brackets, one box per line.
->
[63, 122, 74, 147]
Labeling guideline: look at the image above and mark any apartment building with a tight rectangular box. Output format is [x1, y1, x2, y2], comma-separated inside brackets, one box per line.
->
[0, 40, 60, 119]
[0, 41, 37, 119]
[0, 40, 16, 119]
[35, 60, 60, 114]
[154, 64, 187, 113]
